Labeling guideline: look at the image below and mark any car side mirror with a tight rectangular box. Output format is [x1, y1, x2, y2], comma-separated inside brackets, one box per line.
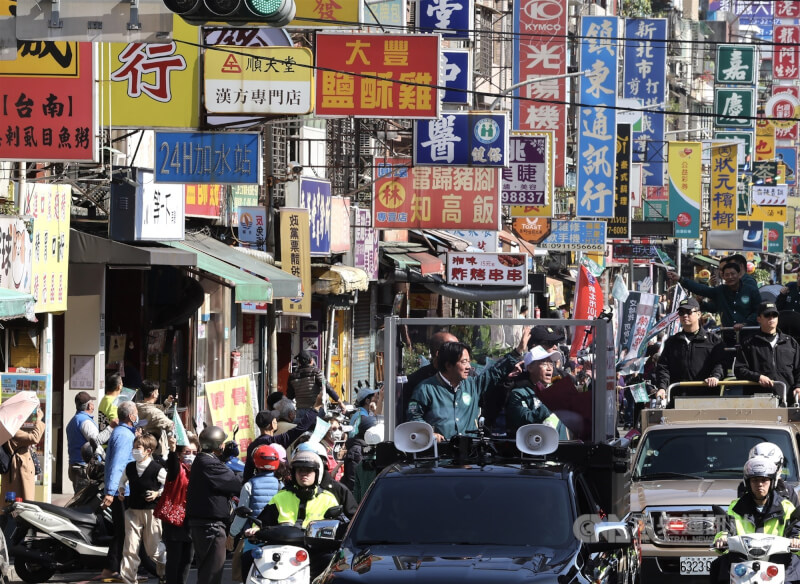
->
[305, 519, 343, 552]
[324, 506, 343, 520]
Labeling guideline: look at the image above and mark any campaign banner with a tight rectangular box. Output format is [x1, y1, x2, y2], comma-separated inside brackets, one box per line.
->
[766, 222, 784, 253]
[608, 124, 632, 240]
[617, 291, 641, 353]
[446, 253, 527, 286]
[154, 131, 261, 185]
[238, 206, 268, 252]
[442, 50, 471, 105]
[570, 265, 604, 358]
[20, 183, 71, 312]
[513, 0, 568, 186]
[576, 16, 619, 218]
[626, 293, 659, 360]
[315, 33, 440, 119]
[372, 158, 500, 230]
[668, 142, 702, 238]
[414, 112, 508, 167]
[417, 0, 472, 38]
[279, 208, 311, 316]
[185, 184, 222, 218]
[502, 132, 552, 209]
[203, 375, 257, 462]
[710, 144, 738, 231]
[624, 19, 668, 187]
[354, 207, 379, 280]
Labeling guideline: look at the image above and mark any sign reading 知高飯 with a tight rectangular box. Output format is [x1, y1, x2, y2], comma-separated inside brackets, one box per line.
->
[710, 144, 738, 231]
[446, 253, 527, 286]
[417, 0, 472, 39]
[414, 112, 508, 167]
[441, 50, 471, 105]
[372, 158, 500, 230]
[315, 33, 440, 119]
[154, 131, 261, 185]
[279, 208, 311, 317]
[537, 220, 606, 252]
[204, 47, 313, 115]
[716, 45, 758, 85]
[668, 142, 702, 239]
[577, 16, 619, 218]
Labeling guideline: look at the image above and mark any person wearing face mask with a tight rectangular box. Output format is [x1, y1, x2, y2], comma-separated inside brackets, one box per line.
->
[98, 400, 139, 583]
[157, 432, 199, 584]
[321, 416, 346, 481]
[117, 433, 167, 584]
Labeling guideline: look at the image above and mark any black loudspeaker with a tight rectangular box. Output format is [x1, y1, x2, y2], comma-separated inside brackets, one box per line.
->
[529, 273, 546, 293]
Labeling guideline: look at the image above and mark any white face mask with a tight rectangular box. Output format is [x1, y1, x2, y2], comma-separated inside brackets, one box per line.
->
[182, 454, 196, 466]
[331, 430, 343, 441]
[132, 449, 146, 462]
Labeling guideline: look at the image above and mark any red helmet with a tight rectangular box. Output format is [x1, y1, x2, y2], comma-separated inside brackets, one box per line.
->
[253, 445, 280, 471]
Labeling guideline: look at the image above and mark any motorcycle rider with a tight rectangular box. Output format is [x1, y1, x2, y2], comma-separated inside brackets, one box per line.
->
[711, 456, 800, 583]
[736, 442, 800, 506]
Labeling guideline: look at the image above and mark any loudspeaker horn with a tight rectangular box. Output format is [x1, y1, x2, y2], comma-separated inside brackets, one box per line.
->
[516, 424, 559, 456]
[394, 422, 435, 454]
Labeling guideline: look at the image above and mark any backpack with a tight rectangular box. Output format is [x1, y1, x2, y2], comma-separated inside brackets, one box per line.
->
[0, 443, 17, 475]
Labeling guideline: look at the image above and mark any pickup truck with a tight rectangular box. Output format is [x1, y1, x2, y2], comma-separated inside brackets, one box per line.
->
[628, 393, 800, 584]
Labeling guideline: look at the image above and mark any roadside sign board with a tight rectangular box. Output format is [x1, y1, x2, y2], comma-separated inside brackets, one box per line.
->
[154, 131, 261, 185]
[538, 220, 607, 251]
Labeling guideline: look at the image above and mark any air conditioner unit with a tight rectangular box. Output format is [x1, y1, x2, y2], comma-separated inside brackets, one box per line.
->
[359, 134, 376, 157]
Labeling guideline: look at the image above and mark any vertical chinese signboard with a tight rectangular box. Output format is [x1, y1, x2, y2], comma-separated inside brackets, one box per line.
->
[280, 208, 311, 317]
[716, 45, 758, 84]
[608, 124, 632, 240]
[504, 132, 553, 218]
[287, 1, 362, 27]
[354, 207, 378, 280]
[297, 177, 332, 256]
[0, 217, 32, 293]
[20, 183, 71, 312]
[577, 16, 619, 218]
[714, 88, 756, 128]
[774, 25, 800, 80]
[773, 86, 800, 142]
[668, 142, 702, 238]
[238, 206, 268, 252]
[417, 0, 472, 38]
[710, 144, 738, 231]
[624, 19, 668, 187]
[315, 33, 440, 119]
[203, 375, 257, 462]
[513, 0, 568, 186]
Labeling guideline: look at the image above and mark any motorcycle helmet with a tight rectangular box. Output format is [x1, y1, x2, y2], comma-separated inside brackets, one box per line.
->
[296, 440, 328, 459]
[290, 449, 324, 485]
[199, 426, 227, 452]
[253, 444, 281, 472]
[364, 422, 385, 446]
[749, 442, 785, 478]
[743, 456, 778, 492]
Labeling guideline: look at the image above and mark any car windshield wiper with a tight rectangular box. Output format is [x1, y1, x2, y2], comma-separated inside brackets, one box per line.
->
[636, 471, 703, 480]
[704, 468, 741, 475]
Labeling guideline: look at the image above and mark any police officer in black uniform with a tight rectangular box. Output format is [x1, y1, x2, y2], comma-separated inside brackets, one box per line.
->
[186, 426, 241, 584]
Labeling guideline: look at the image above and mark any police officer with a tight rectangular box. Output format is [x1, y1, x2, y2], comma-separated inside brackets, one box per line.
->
[186, 426, 242, 584]
[778, 272, 800, 312]
[736, 442, 800, 506]
[654, 297, 725, 401]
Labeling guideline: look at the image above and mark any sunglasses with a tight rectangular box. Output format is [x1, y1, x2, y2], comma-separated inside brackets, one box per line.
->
[678, 309, 697, 316]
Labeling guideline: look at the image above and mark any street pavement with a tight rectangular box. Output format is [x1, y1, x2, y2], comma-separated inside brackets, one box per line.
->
[8, 560, 234, 583]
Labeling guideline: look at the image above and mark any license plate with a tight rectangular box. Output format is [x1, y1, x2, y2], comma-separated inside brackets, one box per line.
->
[679, 556, 714, 575]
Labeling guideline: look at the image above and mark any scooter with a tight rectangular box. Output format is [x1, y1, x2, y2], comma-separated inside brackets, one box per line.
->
[234, 505, 344, 584]
[718, 533, 798, 584]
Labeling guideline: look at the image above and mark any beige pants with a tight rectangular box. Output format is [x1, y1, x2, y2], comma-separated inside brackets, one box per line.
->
[119, 508, 164, 584]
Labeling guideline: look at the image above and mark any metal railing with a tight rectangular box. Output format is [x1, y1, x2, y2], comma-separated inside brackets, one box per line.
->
[666, 380, 788, 406]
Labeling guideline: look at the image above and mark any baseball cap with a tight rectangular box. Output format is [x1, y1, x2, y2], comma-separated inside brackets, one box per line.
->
[678, 297, 700, 311]
[255, 410, 277, 429]
[530, 325, 565, 346]
[75, 391, 96, 408]
[759, 301, 780, 316]
[523, 346, 563, 367]
[355, 386, 378, 404]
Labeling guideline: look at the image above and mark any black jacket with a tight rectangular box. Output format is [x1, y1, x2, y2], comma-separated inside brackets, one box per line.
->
[320, 468, 358, 519]
[340, 438, 366, 492]
[655, 329, 725, 391]
[242, 409, 319, 482]
[185, 451, 241, 523]
[735, 331, 800, 396]
[778, 282, 800, 312]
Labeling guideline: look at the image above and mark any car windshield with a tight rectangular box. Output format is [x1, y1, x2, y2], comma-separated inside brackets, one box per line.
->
[349, 474, 576, 547]
[634, 428, 799, 481]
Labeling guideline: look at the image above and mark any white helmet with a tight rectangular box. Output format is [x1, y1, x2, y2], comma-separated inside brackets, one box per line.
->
[290, 449, 324, 485]
[743, 456, 778, 491]
[749, 442, 785, 477]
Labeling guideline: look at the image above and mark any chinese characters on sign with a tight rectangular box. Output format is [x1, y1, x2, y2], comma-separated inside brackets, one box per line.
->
[577, 16, 619, 218]
[315, 33, 440, 118]
[414, 112, 508, 166]
[0, 217, 32, 293]
[668, 142, 702, 238]
[287, 1, 362, 27]
[502, 133, 552, 206]
[441, 49, 470, 105]
[608, 124, 632, 240]
[296, 178, 332, 256]
[154, 131, 261, 185]
[372, 158, 500, 229]
[774, 26, 800, 80]
[238, 206, 268, 252]
[417, 0, 472, 38]
[538, 220, 607, 251]
[279, 208, 311, 317]
[135, 170, 185, 241]
[714, 88, 756, 128]
[710, 145, 738, 231]
[354, 207, 379, 280]
[185, 184, 222, 218]
[203, 375, 257, 462]
[752, 185, 789, 206]
[446, 253, 527, 286]
[716, 44, 758, 85]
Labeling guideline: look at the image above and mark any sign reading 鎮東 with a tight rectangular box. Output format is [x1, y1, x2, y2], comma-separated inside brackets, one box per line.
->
[446, 252, 527, 286]
[315, 33, 440, 118]
[154, 131, 261, 185]
[204, 47, 313, 115]
[372, 158, 500, 230]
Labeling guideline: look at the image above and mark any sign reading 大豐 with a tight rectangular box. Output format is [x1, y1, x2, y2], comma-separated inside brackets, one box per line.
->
[154, 131, 261, 185]
[204, 47, 313, 115]
[446, 253, 527, 286]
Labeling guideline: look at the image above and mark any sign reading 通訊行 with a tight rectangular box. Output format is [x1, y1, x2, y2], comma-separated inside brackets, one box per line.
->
[154, 132, 261, 185]
[414, 112, 508, 167]
[441, 50, 470, 105]
[417, 0, 472, 39]
[537, 220, 607, 251]
[577, 16, 619, 218]
[446, 253, 527, 286]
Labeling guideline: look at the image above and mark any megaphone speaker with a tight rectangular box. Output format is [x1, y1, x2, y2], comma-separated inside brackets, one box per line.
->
[395, 421, 435, 453]
[516, 424, 559, 456]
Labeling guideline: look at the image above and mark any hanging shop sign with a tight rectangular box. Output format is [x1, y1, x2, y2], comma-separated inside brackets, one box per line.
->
[185, 184, 222, 218]
[417, 0, 472, 38]
[710, 144, 738, 231]
[154, 131, 261, 185]
[414, 112, 508, 167]
[668, 141, 702, 238]
[279, 208, 311, 317]
[446, 252, 527, 286]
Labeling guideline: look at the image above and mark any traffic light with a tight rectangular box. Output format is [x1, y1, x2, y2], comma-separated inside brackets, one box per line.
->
[163, 0, 295, 26]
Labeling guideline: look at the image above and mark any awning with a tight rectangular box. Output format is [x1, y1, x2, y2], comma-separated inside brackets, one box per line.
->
[385, 253, 421, 270]
[411, 230, 471, 252]
[181, 233, 302, 299]
[69, 230, 197, 267]
[163, 241, 272, 303]
[407, 252, 444, 276]
[0, 289, 34, 320]
[312, 265, 369, 295]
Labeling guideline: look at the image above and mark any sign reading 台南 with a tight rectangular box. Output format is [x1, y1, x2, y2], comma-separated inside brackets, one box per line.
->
[716, 45, 758, 84]
[20, 183, 71, 312]
[0, 43, 95, 161]
[624, 19, 668, 187]
[714, 88, 756, 128]
[668, 142, 702, 239]
[203, 375, 257, 462]
[446, 253, 527, 286]
[537, 220, 607, 252]
[513, 0, 568, 186]
[417, 0, 472, 39]
[204, 47, 313, 115]
[279, 208, 311, 317]
[752, 185, 789, 206]
[238, 206, 268, 252]
[608, 124, 632, 240]
[354, 207, 379, 280]
[185, 184, 222, 218]
[135, 169, 185, 241]
[154, 131, 261, 185]
[315, 33, 440, 119]
[502, 133, 552, 208]
[577, 16, 619, 218]
[372, 158, 500, 230]
[710, 144, 738, 231]
[441, 50, 471, 105]
[414, 112, 508, 166]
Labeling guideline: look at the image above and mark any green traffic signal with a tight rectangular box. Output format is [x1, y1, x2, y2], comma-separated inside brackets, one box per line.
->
[163, 0, 295, 26]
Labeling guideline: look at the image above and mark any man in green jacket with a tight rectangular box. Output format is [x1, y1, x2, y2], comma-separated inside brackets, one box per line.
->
[505, 346, 568, 438]
[407, 327, 530, 442]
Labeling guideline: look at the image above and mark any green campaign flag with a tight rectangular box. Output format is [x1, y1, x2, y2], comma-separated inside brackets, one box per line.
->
[173, 407, 189, 447]
[655, 248, 675, 268]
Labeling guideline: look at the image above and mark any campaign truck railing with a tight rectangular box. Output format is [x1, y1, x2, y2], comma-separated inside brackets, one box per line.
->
[666, 380, 788, 407]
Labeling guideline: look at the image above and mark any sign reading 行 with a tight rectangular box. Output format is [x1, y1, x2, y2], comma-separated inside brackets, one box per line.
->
[446, 252, 527, 286]
[538, 220, 607, 251]
[414, 112, 508, 167]
[154, 131, 261, 185]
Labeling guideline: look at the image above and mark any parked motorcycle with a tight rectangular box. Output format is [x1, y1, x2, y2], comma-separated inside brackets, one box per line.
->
[717, 533, 799, 584]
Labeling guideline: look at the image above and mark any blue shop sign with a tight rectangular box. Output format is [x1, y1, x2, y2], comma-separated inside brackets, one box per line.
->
[154, 131, 262, 185]
[417, 0, 472, 39]
[414, 112, 508, 167]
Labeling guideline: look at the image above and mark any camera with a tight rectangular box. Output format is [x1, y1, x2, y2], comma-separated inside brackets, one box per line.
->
[288, 162, 303, 175]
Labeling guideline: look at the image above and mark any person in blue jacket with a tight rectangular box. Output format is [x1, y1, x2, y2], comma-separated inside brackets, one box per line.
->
[407, 327, 530, 442]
